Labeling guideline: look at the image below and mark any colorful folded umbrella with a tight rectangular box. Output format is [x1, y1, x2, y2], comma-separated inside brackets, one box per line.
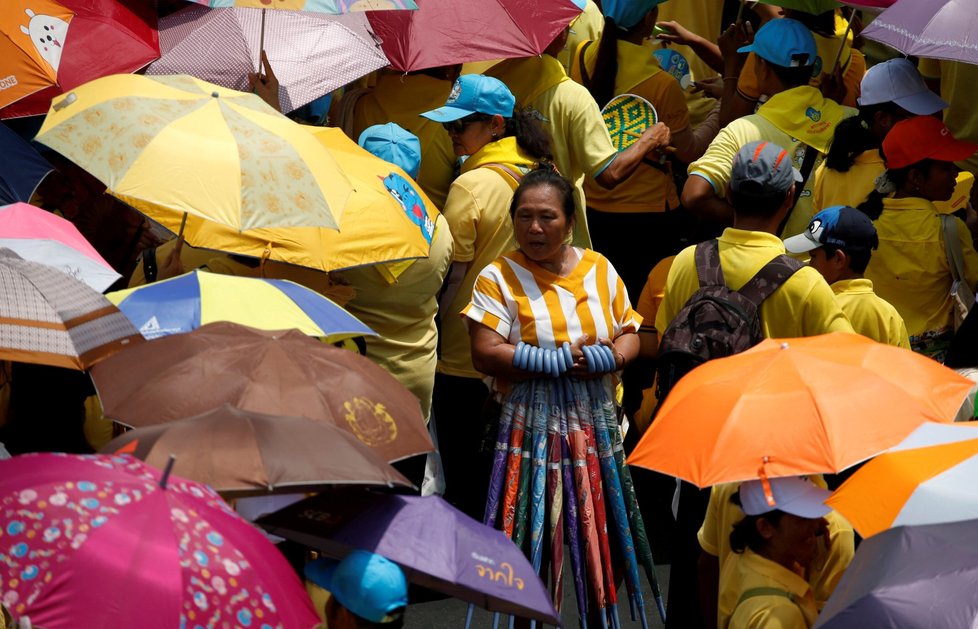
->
[0, 247, 140, 369]
[145, 126, 437, 272]
[367, 0, 583, 72]
[107, 269, 373, 342]
[146, 6, 389, 113]
[35, 74, 350, 232]
[257, 490, 560, 625]
[186, 0, 416, 13]
[90, 321, 432, 463]
[0, 201, 120, 291]
[0, 452, 319, 629]
[862, 0, 978, 65]
[0, 0, 159, 118]
[826, 422, 978, 538]
[104, 403, 413, 496]
[628, 333, 973, 487]
[0, 124, 52, 204]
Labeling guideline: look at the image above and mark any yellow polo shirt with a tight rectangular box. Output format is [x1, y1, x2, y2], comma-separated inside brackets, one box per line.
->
[656, 0, 725, 127]
[557, 0, 603, 75]
[919, 58, 978, 176]
[438, 138, 535, 378]
[657, 228, 854, 337]
[337, 214, 454, 420]
[831, 278, 910, 350]
[489, 54, 618, 247]
[572, 39, 688, 213]
[865, 197, 978, 344]
[700, 482, 854, 612]
[719, 549, 819, 629]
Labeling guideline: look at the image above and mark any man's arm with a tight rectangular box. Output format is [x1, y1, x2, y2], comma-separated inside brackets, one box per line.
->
[682, 174, 735, 225]
[593, 123, 672, 188]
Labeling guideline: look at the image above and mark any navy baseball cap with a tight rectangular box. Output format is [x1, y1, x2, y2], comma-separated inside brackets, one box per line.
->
[305, 551, 408, 623]
[420, 74, 515, 123]
[738, 18, 816, 69]
[730, 140, 803, 198]
[784, 205, 879, 254]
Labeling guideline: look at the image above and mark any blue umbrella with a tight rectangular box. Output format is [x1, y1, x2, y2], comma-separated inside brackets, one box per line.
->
[815, 519, 978, 628]
[0, 124, 52, 205]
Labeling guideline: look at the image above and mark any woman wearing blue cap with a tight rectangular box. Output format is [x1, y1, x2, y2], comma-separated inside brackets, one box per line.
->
[423, 74, 554, 519]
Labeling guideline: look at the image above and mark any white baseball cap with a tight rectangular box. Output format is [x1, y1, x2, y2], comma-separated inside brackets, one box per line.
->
[739, 476, 831, 519]
[857, 58, 948, 115]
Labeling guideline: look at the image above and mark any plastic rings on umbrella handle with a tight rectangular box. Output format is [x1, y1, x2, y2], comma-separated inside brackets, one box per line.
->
[526, 346, 537, 372]
[562, 342, 574, 371]
[596, 344, 612, 373]
[534, 345, 544, 374]
[583, 345, 596, 374]
[543, 348, 553, 377]
[513, 342, 526, 369]
[601, 345, 616, 372]
[550, 349, 562, 378]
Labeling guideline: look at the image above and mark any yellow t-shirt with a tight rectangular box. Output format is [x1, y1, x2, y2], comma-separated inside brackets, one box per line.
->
[699, 482, 854, 612]
[831, 278, 911, 350]
[918, 58, 978, 176]
[572, 39, 688, 213]
[865, 196, 978, 345]
[336, 214, 454, 419]
[656, 0, 725, 127]
[347, 73, 456, 210]
[438, 138, 537, 378]
[557, 0, 604, 75]
[656, 228, 854, 337]
[718, 549, 819, 629]
[489, 54, 618, 247]
[689, 86, 853, 238]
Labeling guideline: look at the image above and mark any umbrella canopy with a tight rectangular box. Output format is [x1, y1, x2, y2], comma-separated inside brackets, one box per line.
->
[0, 247, 140, 369]
[185, 0, 416, 12]
[35, 73, 350, 231]
[0, 201, 120, 291]
[257, 490, 560, 625]
[814, 519, 978, 628]
[826, 422, 978, 538]
[90, 321, 432, 462]
[0, 0, 159, 118]
[145, 126, 438, 272]
[103, 403, 413, 496]
[0, 124, 52, 204]
[862, 0, 978, 65]
[756, 0, 840, 14]
[367, 0, 583, 72]
[146, 6, 388, 113]
[0, 452, 319, 629]
[627, 333, 973, 487]
[107, 269, 374, 342]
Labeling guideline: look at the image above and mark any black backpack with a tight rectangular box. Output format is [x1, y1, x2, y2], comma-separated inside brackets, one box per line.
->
[655, 239, 803, 404]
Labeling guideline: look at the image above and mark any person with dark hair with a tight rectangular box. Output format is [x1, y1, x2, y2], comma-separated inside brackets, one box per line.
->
[814, 58, 951, 212]
[568, 0, 720, 298]
[861, 116, 978, 360]
[305, 551, 408, 629]
[718, 477, 835, 629]
[683, 18, 851, 238]
[423, 74, 554, 517]
[784, 205, 910, 348]
[464, 169, 648, 624]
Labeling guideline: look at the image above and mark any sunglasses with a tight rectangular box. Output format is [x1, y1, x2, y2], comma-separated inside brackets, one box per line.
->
[442, 115, 490, 135]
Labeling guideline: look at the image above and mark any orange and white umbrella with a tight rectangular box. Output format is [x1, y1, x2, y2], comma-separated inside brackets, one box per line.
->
[827, 422, 978, 538]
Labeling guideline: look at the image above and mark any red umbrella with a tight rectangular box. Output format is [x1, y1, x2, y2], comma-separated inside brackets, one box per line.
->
[1, 0, 159, 119]
[367, 0, 582, 72]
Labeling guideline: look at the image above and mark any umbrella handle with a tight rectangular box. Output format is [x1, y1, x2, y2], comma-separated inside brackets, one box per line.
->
[758, 459, 776, 507]
[258, 8, 267, 77]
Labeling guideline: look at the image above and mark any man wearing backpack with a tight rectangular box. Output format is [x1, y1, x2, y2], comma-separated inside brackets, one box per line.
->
[654, 139, 852, 629]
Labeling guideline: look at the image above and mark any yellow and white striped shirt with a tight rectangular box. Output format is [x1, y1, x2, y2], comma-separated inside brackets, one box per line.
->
[463, 248, 642, 348]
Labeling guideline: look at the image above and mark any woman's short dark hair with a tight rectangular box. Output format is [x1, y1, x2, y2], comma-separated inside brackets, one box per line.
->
[503, 107, 554, 164]
[729, 489, 786, 554]
[509, 167, 576, 222]
[826, 102, 908, 174]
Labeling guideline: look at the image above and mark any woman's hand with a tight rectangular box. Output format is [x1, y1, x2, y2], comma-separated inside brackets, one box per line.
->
[248, 51, 281, 112]
[692, 77, 724, 100]
[654, 20, 697, 48]
[718, 20, 753, 77]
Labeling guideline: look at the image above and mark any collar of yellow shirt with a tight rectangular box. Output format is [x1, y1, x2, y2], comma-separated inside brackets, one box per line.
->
[461, 136, 539, 175]
[756, 85, 847, 154]
[490, 54, 570, 107]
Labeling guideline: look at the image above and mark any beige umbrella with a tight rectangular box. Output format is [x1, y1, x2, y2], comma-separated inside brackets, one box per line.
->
[0, 248, 142, 369]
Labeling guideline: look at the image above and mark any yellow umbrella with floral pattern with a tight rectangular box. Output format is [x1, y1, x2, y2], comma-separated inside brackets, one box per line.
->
[35, 73, 350, 231]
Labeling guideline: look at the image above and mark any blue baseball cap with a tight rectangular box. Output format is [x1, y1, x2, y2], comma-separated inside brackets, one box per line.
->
[737, 18, 816, 69]
[602, 0, 669, 30]
[305, 551, 408, 623]
[420, 74, 515, 123]
[359, 123, 422, 179]
[784, 205, 879, 254]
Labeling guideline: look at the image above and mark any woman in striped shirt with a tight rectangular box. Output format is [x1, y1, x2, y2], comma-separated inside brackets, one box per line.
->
[463, 169, 659, 627]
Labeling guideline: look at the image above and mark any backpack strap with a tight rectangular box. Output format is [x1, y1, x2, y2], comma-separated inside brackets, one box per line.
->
[481, 162, 524, 192]
[738, 254, 804, 307]
[575, 40, 595, 88]
[792, 144, 819, 210]
[736, 586, 802, 610]
[694, 239, 726, 288]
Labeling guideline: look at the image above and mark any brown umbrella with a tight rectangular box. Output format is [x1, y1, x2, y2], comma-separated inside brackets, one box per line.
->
[0, 248, 142, 369]
[91, 321, 432, 462]
[102, 403, 413, 497]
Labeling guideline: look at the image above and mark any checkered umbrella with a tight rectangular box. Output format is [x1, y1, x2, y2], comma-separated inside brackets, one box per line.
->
[0, 248, 141, 370]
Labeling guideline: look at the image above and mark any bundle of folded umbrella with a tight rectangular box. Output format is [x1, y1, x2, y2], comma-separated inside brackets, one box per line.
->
[513, 342, 618, 377]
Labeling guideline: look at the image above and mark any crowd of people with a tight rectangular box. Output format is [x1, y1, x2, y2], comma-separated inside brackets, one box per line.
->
[4, 0, 978, 627]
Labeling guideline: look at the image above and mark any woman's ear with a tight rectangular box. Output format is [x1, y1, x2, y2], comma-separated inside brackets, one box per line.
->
[491, 114, 506, 137]
[756, 516, 777, 541]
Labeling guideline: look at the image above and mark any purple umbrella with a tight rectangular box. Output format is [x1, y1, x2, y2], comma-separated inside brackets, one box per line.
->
[256, 490, 560, 625]
[862, 0, 978, 65]
[815, 519, 978, 628]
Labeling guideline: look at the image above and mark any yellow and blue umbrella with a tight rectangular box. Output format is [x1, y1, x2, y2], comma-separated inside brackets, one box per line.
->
[107, 269, 374, 343]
